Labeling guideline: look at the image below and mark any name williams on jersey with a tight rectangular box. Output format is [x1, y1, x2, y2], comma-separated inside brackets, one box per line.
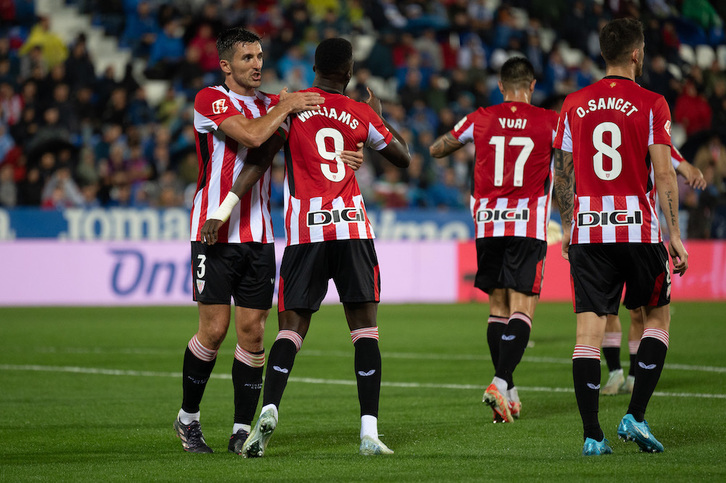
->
[296, 106, 360, 129]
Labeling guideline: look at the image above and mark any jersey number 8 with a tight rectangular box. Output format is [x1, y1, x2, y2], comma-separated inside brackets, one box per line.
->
[592, 122, 622, 181]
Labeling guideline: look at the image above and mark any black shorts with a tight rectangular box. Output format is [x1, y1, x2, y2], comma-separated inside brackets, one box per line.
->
[569, 243, 671, 316]
[191, 241, 276, 309]
[474, 237, 547, 295]
[278, 239, 380, 312]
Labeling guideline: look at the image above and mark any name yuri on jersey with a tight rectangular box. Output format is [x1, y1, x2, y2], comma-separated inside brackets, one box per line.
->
[307, 207, 365, 226]
[297, 107, 359, 129]
[575, 97, 639, 118]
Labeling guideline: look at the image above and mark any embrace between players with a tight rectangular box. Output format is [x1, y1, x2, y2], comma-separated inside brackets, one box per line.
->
[175, 18, 695, 458]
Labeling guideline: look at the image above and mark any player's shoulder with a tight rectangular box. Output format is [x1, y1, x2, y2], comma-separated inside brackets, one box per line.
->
[194, 85, 229, 106]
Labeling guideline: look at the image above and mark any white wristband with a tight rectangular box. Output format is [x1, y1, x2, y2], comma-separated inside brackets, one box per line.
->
[209, 192, 240, 223]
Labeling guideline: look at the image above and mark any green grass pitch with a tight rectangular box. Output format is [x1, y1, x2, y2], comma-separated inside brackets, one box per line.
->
[1, 302, 725, 481]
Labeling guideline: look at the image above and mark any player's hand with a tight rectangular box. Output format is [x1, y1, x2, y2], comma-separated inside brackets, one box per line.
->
[340, 142, 364, 171]
[686, 165, 707, 190]
[560, 226, 571, 261]
[278, 87, 323, 113]
[201, 219, 224, 246]
[669, 237, 688, 276]
[364, 87, 382, 116]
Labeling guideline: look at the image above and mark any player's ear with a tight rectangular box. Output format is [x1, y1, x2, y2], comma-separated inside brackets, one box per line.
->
[529, 79, 536, 93]
[220, 59, 231, 75]
[498, 80, 505, 95]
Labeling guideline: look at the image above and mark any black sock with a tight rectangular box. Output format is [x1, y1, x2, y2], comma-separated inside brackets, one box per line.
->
[494, 315, 530, 383]
[181, 347, 216, 414]
[627, 338, 667, 422]
[487, 317, 507, 372]
[262, 339, 297, 409]
[232, 355, 264, 426]
[573, 358, 603, 441]
[628, 353, 637, 377]
[354, 338, 382, 417]
[602, 347, 622, 372]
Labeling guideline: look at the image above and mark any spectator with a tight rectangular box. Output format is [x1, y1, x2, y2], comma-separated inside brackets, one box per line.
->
[18, 16, 68, 69]
[188, 23, 219, 74]
[674, 78, 713, 136]
[64, 35, 96, 90]
[41, 166, 84, 208]
[145, 18, 185, 80]
[427, 166, 465, 209]
[0, 162, 17, 207]
[121, 0, 159, 58]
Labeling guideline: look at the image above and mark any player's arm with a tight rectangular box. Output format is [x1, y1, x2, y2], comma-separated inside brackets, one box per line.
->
[553, 148, 575, 260]
[429, 132, 465, 158]
[200, 133, 285, 245]
[218, 88, 323, 148]
[675, 160, 706, 190]
[651, 143, 688, 276]
[364, 87, 410, 168]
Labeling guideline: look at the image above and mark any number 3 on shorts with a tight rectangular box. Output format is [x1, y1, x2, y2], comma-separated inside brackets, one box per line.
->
[196, 254, 206, 279]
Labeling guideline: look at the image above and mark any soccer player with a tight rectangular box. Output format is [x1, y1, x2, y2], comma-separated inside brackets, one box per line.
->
[553, 18, 688, 456]
[173, 27, 327, 454]
[601, 146, 704, 396]
[202, 38, 410, 456]
[429, 57, 558, 423]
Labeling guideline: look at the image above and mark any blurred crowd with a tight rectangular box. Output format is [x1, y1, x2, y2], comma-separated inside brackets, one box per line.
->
[1, 0, 725, 238]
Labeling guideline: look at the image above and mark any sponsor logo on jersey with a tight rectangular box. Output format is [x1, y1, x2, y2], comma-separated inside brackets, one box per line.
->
[212, 99, 228, 114]
[476, 208, 529, 223]
[577, 210, 642, 227]
[307, 207, 365, 226]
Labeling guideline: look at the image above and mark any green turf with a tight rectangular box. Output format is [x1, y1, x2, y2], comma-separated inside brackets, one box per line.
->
[1, 303, 725, 481]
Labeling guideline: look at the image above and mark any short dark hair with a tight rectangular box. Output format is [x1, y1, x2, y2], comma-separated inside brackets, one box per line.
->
[314, 38, 353, 79]
[599, 18, 644, 66]
[216, 27, 261, 62]
[499, 57, 535, 89]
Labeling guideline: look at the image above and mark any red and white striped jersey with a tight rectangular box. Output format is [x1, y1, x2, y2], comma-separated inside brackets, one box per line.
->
[282, 87, 393, 246]
[190, 85, 283, 244]
[554, 76, 672, 244]
[451, 102, 558, 241]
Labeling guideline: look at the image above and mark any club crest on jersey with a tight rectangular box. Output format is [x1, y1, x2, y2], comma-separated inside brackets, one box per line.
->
[577, 210, 643, 227]
[307, 207, 365, 226]
[477, 208, 529, 223]
[212, 99, 228, 114]
[196, 280, 206, 293]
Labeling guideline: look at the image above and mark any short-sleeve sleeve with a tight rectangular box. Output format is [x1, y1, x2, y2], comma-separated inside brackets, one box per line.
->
[193, 88, 239, 133]
[450, 114, 475, 144]
[363, 105, 394, 151]
[650, 95, 672, 147]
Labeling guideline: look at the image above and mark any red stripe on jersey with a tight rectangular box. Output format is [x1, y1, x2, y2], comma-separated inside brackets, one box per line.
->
[237, 101, 254, 118]
[648, 271, 665, 306]
[254, 97, 268, 116]
[237, 183, 252, 241]
[197, 132, 215, 240]
[217, 137, 238, 243]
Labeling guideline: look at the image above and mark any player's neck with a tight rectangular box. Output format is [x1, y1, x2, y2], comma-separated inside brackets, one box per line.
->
[604, 65, 635, 81]
[503, 89, 530, 104]
[313, 78, 344, 95]
[224, 80, 256, 97]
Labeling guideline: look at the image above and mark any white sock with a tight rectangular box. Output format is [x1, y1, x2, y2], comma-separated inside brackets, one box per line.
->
[360, 415, 378, 440]
[178, 409, 199, 425]
[508, 386, 520, 404]
[261, 403, 279, 422]
[492, 376, 508, 397]
[232, 423, 251, 434]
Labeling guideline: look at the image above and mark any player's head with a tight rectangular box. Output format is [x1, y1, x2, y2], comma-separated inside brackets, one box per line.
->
[216, 27, 261, 62]
[600, 18, 645, 75]
[498, 57, 536, 102]
[314, 38, 353, 88]
[216, 28, 263, 93]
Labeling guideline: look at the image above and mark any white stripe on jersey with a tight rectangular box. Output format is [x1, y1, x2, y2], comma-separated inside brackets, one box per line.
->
[648, 109, 654, 146]
[308, 197, 324, 243]
[536, 195, 548, 240]
[560, 114, 573, 152]
[457, 122, 475, 144]
[601, 195, 616, 242]
[626, 195, 641, 243]
[353, 194, 372, 238]
[285, 177, 300, 246]
[492, 198, 508, 237]
[576, 196, 591, 244]
[514, 198, 529, 237]
[332, 196, 350, 240]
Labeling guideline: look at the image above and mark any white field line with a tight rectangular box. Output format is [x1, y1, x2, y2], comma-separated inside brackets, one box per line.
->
[30, 347, 726, 374]
[2, 364, 725, 400]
